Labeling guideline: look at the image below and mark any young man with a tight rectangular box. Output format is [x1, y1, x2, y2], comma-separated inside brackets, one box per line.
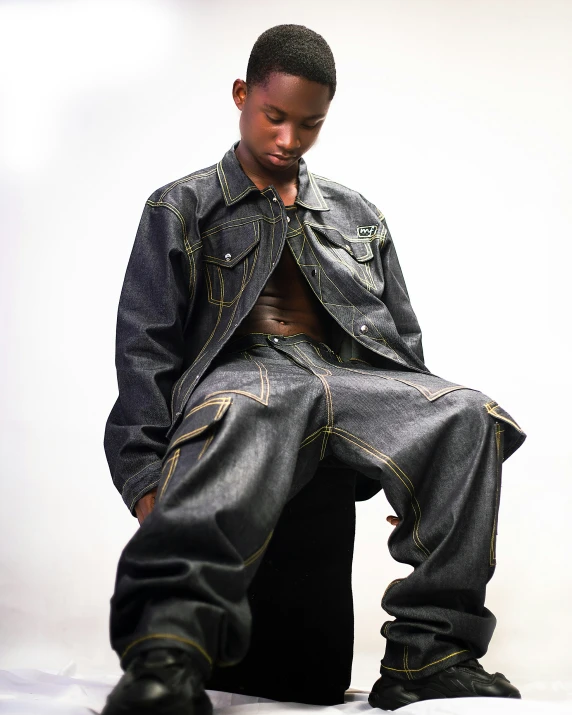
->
[102, 24, 526, 714]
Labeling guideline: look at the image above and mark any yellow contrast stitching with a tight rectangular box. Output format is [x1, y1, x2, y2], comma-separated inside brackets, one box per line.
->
[300, 223, 403, 357]
[306, 222, 379, 243]
[485, 402, 524, 434]
[159, 167, 217, 201]
[405, 646, 412, 680]
[381, 649, 470, 674]
[217, 161, 258, 204]
[144, 199, 196, 322]
[170, 425, 211, 449]
[198, 434, 214, 460]
[382, 578, 404, 600]
[158, 448, 180, 500]
[244, 529, 274, 567]
[178, 285, 225, 405]
[490, 423, 503, 566]
[203, 241, 257, 270]
[219, 239, 260, 339]
[145, 201, 188, 246]
[121, 634, 212, 667]
[332, 428, 430, 558]
[201, 214, 271, 237]
[205, 355, 270, 406]
[129, 479, 160, 512]
[297, 345, 332, 375]
[293, 345, 333, 458]
[299, 425, 328, 449]
[319, 358, 467, 400]
[188, 239, 196, 303]
[167, 398, 231, 453]
[182, 397, 231, 421]
[170, 300, 224, 420]
[122, 459, 162, 489]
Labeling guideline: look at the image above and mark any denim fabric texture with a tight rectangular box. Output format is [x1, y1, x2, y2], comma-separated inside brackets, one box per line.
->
[109, 332, 526, 681]
[104, 142, 526, 682]
[104, 141, 437, 515]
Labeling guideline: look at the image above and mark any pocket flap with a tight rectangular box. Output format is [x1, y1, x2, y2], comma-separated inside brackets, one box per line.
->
[308, 224, 374, 263]
[484, 401, 527, 461]
[168, 396, 232, 451]
[203, 221, 260, 267]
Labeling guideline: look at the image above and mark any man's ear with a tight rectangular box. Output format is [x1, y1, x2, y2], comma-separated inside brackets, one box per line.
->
[232, 79, 248, 111]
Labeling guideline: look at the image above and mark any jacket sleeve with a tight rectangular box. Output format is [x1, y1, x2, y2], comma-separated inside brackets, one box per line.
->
[104, 199, 193, 516]
[372, 204, 426, 367]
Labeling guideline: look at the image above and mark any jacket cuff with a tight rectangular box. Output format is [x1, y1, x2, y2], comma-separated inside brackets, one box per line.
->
[121, 460, 163, 517]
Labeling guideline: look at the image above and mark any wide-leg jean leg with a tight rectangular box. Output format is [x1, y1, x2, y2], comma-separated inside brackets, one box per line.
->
[109, 340, 325, 678]
[281, 340, 526, 682]
[336, 372, 525, 679]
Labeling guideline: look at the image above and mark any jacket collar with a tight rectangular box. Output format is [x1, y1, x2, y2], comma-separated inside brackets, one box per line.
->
[217, 141, 329, 211]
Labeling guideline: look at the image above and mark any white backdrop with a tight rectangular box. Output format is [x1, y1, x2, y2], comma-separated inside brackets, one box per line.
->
[1, 0, 571, 690]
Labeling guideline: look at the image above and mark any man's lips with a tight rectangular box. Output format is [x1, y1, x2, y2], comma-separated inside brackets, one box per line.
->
[268, 153, 297, 163]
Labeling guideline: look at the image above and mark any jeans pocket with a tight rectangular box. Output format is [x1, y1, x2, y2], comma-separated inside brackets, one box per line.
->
[158, 396, 233, 501]
[484, 400, 526, 460]
[170, 395, 232, 450]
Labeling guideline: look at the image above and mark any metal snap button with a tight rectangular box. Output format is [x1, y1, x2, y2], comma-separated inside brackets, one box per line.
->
[286, 216, 290, 223]
[359, 324, 368, 333]
[311, 269, 317, 277]
[224, 253, 232, 261]
[273, 337, 279, 343]
[272, 197, 278, 202]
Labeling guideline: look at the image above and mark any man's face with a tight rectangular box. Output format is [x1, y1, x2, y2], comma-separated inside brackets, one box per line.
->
[233, 72, 331, 174]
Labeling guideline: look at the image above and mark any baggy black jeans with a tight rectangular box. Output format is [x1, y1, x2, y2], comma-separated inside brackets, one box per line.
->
[109, 332, 526, 682]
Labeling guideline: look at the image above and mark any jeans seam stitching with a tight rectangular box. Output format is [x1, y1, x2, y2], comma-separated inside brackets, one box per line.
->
[120, 633, 213, 668]
[332, 427, 431, 558]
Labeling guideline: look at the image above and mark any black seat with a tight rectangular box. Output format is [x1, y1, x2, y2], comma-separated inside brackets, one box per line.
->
[206, 460, 377, 705]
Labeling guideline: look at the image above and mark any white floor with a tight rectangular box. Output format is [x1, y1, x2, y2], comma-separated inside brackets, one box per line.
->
[1, 667, 571, 715]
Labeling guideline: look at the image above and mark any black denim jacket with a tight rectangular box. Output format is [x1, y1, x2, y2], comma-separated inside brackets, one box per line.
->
[104, 142, 429, 515]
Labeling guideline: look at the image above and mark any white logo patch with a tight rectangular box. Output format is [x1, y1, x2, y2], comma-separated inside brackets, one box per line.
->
[357, 225, 378, 238]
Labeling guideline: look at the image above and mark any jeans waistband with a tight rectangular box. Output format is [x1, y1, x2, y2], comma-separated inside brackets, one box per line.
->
[222, 332, 335, 355]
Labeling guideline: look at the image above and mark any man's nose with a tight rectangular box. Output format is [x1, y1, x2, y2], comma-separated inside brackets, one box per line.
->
[275, 125, 301, 153]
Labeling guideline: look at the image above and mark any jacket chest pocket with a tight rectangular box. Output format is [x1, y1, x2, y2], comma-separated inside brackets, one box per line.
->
[202, 220, 261, 306]
[308, 223, 377, 291]
[309, 224, 376, 262]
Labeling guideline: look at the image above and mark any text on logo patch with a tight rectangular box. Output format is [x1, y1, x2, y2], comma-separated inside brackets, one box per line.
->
[357, 225, 378, 238]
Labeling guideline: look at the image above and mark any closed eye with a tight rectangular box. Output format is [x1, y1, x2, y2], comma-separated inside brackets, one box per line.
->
[265, 114, 322, 130]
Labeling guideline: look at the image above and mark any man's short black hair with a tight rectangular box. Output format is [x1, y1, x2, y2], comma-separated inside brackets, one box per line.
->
[246, 24, 336, 100]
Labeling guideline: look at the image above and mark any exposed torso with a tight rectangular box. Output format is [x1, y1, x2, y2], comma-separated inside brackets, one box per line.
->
[235, 182, 338, 345]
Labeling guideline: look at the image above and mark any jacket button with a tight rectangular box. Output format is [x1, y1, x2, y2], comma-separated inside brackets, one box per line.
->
[359, 325, 368, 333]
[224, 253, 232, 261]
[311, 269, 317, 276]
[273, 197, 278, 202]
[286, 216, 290, 223]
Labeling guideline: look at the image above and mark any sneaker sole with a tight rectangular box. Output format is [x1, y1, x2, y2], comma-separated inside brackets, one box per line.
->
[369, 684, 522, 711]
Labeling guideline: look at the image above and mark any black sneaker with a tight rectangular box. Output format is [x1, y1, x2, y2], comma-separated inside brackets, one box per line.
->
[101, 647, 212, 715]
[368, 658, 521, 711]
